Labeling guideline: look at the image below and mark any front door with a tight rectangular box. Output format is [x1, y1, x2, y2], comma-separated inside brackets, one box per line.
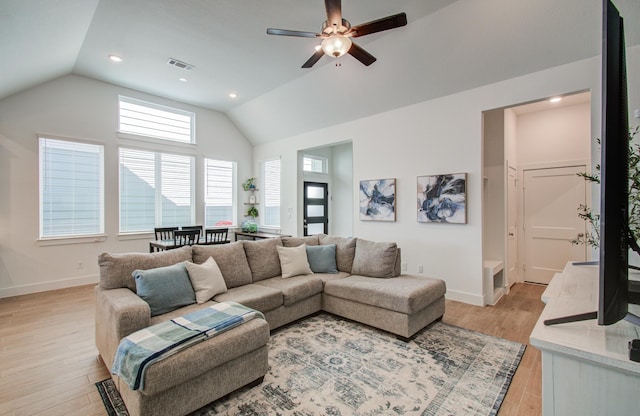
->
[304, 182, 328, 236]
[523, 165, 587, 284]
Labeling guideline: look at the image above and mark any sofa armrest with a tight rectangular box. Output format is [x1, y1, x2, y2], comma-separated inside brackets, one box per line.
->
[95, 286, 150, 368]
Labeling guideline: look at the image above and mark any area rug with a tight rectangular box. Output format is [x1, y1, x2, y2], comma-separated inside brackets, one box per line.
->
[96, 313, 525, 416]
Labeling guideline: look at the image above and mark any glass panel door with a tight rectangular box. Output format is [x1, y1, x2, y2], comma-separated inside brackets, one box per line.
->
[303, 182, 328, 236]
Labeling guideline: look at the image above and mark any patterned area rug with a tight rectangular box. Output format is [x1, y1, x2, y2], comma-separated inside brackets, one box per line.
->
[96, 313, 525, 416]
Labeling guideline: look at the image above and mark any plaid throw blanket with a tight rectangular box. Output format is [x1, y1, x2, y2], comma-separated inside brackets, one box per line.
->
[111, 301, 264, 390]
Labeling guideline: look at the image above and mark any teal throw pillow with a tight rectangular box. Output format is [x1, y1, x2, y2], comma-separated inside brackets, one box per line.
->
[306, 244, 338, 274]
[133, 262, 196, 316]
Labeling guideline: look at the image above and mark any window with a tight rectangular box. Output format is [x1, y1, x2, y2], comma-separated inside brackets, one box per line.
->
[204, 159, 236, 227]
[303, 155, 327, 174]
[39, 137, 104, 238]
[262, 158, 281, 227]
[118, 96, 195, 144]
[119, 148, 194, 232]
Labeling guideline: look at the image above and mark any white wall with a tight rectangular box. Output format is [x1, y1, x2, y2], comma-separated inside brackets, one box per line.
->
[331, 143, 354, 237]
[254, 45, 640, 306]
[0, 74, 253, 297]
[517, 102, 592, 166]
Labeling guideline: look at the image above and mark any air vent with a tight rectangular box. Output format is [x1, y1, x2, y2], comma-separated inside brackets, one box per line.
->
[167, 58, 195, 71]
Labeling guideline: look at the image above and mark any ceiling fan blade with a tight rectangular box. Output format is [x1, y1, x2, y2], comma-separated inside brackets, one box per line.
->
[302, 49, 325, 68]
[348, 42, 376, 66]
[350, 12, 407, 38]
[267, 28, 320, 38]
[325, 0, 342, 30]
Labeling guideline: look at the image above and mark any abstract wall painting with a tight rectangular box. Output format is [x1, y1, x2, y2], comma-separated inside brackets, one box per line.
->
[417, 173, 467, 224]
[359, 178, 396, 221]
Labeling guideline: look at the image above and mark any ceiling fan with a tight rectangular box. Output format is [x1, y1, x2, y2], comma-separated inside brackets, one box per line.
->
[266, 0, 407, 68]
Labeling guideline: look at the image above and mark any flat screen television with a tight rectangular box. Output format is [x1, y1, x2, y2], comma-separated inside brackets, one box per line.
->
[545, 0, 640, 327]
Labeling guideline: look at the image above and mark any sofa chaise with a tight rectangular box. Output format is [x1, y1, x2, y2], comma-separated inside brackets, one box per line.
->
[95, 234, 446, 416]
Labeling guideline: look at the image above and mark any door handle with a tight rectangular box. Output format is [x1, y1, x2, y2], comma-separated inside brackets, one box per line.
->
[577, 233, 584, 238]
[508, 233, 514, 236]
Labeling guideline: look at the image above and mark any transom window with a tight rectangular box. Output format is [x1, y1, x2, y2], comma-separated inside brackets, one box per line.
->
[39, 137, 104, 238]
[118, 96, 195, 144]
[303, 155, 327, 174]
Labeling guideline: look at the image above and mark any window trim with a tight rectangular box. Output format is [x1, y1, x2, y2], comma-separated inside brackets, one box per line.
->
[261, 157, 281, 229]
[118, 146, 196, 233]
[38, 135, 105, 240]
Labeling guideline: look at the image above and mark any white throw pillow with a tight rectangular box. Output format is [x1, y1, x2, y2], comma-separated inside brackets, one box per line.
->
[277, 244, 313, 278]
[185, 256, 228, 303]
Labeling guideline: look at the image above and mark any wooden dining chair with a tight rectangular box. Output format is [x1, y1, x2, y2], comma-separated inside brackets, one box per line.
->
[154, 227, 178, 240]
[174, 229, 201, 247]
[204, 228, 229, 245]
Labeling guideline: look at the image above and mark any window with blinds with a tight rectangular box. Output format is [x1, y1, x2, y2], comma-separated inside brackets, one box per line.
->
[262, 158, 281, 227]
[119, 148, 194, 232]
[39, 137, 104, 238]
[118, 96, 195, 143]
[204, 159, 236, 227]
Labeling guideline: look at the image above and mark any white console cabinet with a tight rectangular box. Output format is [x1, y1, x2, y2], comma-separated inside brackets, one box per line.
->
[530, 262, 640, 415]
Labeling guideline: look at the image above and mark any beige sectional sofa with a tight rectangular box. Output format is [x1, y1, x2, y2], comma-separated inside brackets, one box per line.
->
[95, 234, 446, 416]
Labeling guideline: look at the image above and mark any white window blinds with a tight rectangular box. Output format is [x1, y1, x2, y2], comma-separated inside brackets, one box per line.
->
[119, 148, 194, 232]
[118, 96, 195, 143]
[263, 158, 281, 227]
[39, 137, 104, 238]
[204, 159, 236, 227]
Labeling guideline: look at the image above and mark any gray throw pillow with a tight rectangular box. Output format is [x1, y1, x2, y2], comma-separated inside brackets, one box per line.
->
[306, 244, 338, 274]
[351, 239, 398, 278]
[133, 262, 196, 316]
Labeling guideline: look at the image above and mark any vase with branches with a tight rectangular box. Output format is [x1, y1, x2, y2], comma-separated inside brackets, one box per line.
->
[572, 125, 640, 254]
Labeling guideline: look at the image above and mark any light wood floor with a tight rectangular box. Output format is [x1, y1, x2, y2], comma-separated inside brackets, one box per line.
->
[0, 283, 545, 415]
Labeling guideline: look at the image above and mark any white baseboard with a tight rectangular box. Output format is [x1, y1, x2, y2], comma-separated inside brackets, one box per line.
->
[445, 289, 485, 306]
[0, 275, 99, 299]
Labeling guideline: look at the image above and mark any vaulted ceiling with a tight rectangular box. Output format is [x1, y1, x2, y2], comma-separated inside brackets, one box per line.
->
[2, 0, 639, 144]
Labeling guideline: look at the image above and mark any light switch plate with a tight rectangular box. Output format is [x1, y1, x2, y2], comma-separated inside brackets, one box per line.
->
[635, 108, 640, 119]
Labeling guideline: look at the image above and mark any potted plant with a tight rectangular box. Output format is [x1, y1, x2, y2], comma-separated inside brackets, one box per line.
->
[573, 125, 640, 254]
[247, 206, 259, 218]
[242, 178, 256, 191]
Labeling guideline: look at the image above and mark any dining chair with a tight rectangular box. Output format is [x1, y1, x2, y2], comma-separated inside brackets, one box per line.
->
[174, 229, 201, 247]
[204, 228, 229, 245]
[154, 226, 178, 240]
[181, 225, 203, 231]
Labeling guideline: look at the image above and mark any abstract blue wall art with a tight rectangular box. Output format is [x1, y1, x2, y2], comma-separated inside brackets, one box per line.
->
[359, 178, 396, 221]
[417, 173, 467, 224]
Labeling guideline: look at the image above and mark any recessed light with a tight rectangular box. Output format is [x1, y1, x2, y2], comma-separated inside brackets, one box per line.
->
[229, 92, 238, 99]
[108, 54, 123, 62]
[179, 77, 188, 82]
[549, 97, 562, 103]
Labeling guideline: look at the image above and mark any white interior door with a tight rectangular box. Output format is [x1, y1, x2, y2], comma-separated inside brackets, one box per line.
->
[523, 165, 587, 284]
[507, 166, 519, 286]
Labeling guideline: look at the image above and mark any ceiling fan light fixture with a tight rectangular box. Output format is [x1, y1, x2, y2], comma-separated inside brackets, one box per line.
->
[321, 34, 352, 58]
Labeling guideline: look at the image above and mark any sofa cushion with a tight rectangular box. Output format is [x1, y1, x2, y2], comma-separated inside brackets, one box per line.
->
[133, 262, 196, 316]
[318, 235, 357, 273]
[255, 275, 324, 306]
[191, 243, 252, 289]
[306, 244, 338, 274]
[324, 275, 446, 315]
[243, 238, 283, 282]
[281, 235, 319, 247]
[99, 246, 193, 291]
[185, 257, 228, 303]
[277, 245, 313, 278]
[351, 239, 398, 278]
[213, 284, 283, 312]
